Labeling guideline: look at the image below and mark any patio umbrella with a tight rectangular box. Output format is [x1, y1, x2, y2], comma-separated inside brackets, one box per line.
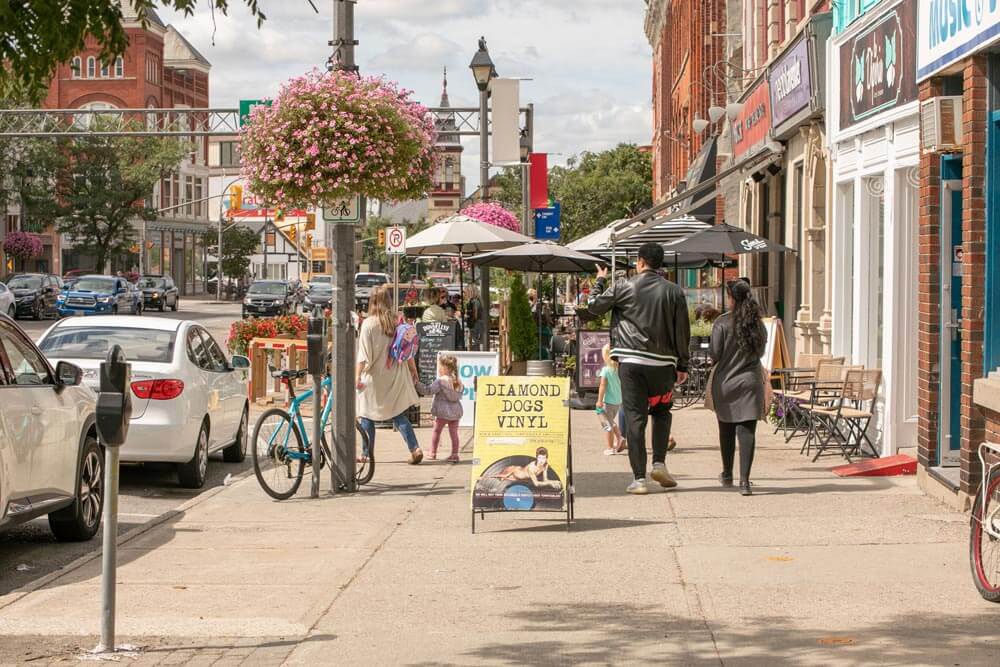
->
[667, 223, 796, 312]
[469, 242, 607, 359]
[405, 214, 533, 336]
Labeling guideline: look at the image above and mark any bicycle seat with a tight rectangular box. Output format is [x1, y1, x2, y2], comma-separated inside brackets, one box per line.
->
[270, 368, 309, 380]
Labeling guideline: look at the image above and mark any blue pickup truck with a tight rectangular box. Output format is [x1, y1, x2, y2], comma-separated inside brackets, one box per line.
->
[56, 275, 142, 317]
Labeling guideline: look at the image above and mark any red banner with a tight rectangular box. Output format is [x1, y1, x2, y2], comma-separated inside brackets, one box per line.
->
[529, 152, 548, 209]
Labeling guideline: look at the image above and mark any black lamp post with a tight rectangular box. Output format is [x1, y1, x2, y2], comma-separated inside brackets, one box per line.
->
[469, 37, 497, 352]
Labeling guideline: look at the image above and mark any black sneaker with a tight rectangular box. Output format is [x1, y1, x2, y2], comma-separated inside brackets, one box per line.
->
[719, 473, 734, 488]
[739, 480, 753, 496]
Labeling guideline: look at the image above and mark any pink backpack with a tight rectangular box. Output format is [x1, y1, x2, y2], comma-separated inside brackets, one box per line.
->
[387, 323, 419, 368]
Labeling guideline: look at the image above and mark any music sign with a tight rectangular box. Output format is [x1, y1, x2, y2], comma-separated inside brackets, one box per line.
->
[769, 37, 812, 128]
[731, 81, 771, 160]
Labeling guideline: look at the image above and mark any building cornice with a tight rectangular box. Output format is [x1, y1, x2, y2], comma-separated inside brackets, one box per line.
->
[644, 0, 668, 48]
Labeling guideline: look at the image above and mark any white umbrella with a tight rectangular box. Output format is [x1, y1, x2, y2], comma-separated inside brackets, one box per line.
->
[405, 214, 533, 333]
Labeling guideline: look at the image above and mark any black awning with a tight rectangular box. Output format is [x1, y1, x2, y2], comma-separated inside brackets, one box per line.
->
[678, 136, 718, 222]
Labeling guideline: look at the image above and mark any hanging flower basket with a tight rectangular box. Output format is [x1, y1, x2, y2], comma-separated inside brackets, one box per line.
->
[3, 231, 43, 265]
[459, 201, 521, 232]
[240, 70, 437, 210]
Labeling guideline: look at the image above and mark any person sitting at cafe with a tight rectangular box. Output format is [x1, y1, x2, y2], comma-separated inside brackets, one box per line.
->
[421, 287, 448, 323]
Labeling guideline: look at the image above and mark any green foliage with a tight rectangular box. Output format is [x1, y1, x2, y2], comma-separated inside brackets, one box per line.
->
[0, 137, 67, 232]
[0, 1, 266, 102]
[56, 124, 190, 271]
[362, 214, 429, 281]
[508, 274, 537, 362]
[205, 225, 258, 281]
[689, 319, 714, 338]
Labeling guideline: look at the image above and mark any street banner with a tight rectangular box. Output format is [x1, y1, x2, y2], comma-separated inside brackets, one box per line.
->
[530, 153, 549, 209]
[491, 79, 521, 165]
[471, 376, 570, 512]
[453, 351, 500, 427]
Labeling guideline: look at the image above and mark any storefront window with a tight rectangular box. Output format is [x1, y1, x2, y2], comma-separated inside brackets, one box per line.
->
[162, 232, 171, 277]
[185, 232, 195, 293]
[194, 233, 205, 291]
[837, 183, 855, 355]
[862, 176, 885, 368]
[174, 231, 184, 289]
[149, 232, 162, 275]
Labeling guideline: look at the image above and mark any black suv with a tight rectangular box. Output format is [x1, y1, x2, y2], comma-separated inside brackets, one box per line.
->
[137, 275, 179, 312]
[5, 273, 61, 320]
[242, 280, 293, 318]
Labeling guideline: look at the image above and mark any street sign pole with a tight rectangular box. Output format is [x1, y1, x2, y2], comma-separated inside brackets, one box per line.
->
[386, 226, 406, 313]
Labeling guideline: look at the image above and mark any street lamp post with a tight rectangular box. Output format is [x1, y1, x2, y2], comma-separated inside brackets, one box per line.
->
[519, 128, 531, 238]
[470, 37, 496, 352]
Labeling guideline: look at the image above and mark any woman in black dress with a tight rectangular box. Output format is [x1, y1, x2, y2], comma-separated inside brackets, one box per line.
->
[709, 280, 767, 495]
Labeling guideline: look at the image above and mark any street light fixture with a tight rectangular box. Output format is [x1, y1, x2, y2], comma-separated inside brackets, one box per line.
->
[692, 116, 710, 134]
[708, 105, 726, 123]
[469, 36, 497, 91]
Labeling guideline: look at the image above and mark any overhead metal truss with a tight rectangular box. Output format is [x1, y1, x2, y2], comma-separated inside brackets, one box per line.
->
[0, 106, 529, 138]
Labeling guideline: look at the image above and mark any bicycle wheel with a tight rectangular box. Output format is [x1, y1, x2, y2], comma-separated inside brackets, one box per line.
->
[252, 408, 305, 500]
[355, 421, 375, 486]
[971, 466, 1000, 602]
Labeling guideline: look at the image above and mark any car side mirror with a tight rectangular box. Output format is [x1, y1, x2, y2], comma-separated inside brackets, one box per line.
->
[230, 355, 251, 370]
[55, 360, 83, 387]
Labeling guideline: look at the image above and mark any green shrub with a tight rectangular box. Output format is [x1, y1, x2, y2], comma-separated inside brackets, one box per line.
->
[689, 318, 714, 338]
[508, 274, 537, 361]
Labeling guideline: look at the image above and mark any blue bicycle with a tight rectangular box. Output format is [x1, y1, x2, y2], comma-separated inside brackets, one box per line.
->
[251, 368, 373, 500]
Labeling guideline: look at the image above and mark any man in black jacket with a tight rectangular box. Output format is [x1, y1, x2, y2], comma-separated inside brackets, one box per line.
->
[588, 242, 690, 494]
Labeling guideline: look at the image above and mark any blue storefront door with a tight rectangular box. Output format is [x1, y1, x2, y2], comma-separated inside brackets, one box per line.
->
[986, 114, 1000, 375]
[939, 156, 963, 465]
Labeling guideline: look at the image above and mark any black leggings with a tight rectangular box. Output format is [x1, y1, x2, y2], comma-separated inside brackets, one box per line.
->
[718, 419, 757, 481]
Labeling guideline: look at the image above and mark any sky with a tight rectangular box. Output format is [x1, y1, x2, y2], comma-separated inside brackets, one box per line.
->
[159, 0, 653, 193]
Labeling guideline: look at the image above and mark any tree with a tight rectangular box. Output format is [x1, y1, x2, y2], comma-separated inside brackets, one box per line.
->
[0, 1, 267, 102]
[361, 214, 429, 281]
[507, 274, 537, 362]
[56, 127, 189, 271]
[204, 225, 258, 283]
[0, 138, 67, 233]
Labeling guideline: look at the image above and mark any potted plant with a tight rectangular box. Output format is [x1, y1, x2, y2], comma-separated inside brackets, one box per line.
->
[689, 318, 714, 350]
[506, 274, 536, 375]
[2, 231, 43, 271]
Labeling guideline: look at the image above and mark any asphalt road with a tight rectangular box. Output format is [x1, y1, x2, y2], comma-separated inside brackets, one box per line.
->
[0, 298, 249, 596]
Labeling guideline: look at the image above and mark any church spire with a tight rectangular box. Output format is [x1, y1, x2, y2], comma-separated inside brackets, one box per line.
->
[439, 66, 450, 107]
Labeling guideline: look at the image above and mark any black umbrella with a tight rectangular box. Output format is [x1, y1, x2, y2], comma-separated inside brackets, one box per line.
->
[667, 223, 796, 312]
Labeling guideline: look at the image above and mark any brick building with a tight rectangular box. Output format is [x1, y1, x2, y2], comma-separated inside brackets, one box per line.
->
[912, 4, 1000, 506]
[39, 4, 213, 293]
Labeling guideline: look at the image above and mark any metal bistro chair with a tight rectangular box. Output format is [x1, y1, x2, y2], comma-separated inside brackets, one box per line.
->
[776, 357, 845, 442]
[798, 365, 862, 458]
[808, 369, 883, 462]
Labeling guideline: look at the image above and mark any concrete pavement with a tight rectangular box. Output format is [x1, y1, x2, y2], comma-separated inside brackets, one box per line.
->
[1, 406, 999, 665]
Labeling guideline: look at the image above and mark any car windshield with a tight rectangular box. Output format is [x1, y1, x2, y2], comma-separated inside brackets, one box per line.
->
[7, 276, 42, 289]
[73, 277, 115, 293]
[138, 278, 165, 288]
[355, 275, 387, 287]
[309, 284, 333, 295]
[248, 282, 286, 296]
[40, 327, 176, 363]
[311, 276, 332, 284]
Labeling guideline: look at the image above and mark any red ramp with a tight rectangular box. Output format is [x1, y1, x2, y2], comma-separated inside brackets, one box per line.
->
[831, 454, 917, 477]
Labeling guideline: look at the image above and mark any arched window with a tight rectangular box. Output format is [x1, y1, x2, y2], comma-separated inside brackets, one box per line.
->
[71, 57, 81, 79]
[444, 159, 454, 187]
[86, 57, 96, 78]
[100, 61, 109, 78]
[75, 101, 119, 129]
[114, 56, 123, 78]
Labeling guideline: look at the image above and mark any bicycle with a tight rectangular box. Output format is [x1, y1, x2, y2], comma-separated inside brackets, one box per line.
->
[673, 352, 713, 409]
[970, 441, 1000, 602]
[251, 368, 373, 500]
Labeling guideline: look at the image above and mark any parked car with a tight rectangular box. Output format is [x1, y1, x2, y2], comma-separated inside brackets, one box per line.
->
[56, 275, 140, 317]
[137, 275, 179, 312]
[242, 280, 294, 318]
[5, 273, 61, 320]
[310, 274, 333, 286]
[303, 283, 333, 311]
[38, 317, 250, 489]
[0, 313, 101, 541]
[0, 281, 14, 318]
[354, 272, 390, 300]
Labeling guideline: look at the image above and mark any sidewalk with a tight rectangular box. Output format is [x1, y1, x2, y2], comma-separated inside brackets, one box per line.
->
[1, 406, 999, 665]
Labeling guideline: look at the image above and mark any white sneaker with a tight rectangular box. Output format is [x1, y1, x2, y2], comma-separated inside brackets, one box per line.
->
[650, 463, 677, 489]
[626, 479, 649, 495]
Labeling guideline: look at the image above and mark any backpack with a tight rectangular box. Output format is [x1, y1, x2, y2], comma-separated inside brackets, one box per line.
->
[387, 323, 419, 368]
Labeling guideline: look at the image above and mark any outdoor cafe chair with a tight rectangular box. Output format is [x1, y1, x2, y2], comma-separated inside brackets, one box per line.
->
[774, 356, 845, 441]
[806, 369, 883, 463]
[797, 365, 862, 458]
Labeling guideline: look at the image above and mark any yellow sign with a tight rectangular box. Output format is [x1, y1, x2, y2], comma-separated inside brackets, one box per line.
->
[470, 376, 570, 512]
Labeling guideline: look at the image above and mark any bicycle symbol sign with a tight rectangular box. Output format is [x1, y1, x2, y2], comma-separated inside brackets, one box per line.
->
[386, 226, 406, 254]
[321, 195, 362, 223]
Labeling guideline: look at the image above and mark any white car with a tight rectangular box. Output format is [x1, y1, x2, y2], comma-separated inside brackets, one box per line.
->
[0, 313, 102, 541]
[38, 317, 251, 489]
[0, 281, 15, 318]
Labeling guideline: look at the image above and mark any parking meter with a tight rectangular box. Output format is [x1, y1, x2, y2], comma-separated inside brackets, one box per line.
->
[307, 305, 325, 497]
[307, 305, 326, 377]
[95, 345, 130, 654]
[97, 345, 132, 446]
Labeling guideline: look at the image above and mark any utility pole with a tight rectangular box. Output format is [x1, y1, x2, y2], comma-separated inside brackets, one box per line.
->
[330, 0, 358, 492]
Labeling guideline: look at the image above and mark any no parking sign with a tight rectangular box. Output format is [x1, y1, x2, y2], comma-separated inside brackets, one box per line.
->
[386, 226, 406, 254]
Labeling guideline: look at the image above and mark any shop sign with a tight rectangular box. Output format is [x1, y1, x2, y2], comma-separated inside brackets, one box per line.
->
[731, 81, 772, 160]
[839, 0, 918, 130]
[770, 38, 812, 127]
[918, 0, 1000, 80]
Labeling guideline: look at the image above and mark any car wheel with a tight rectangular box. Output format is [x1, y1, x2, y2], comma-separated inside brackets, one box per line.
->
[32, 300, 41, 320]
[111, 305, 118, 315]
[178, 423, 209, 489]
[171, 297, 178, 312]
[49, 436, 103, 542]
[158, 300, 165, 312]
[223, 407, 249, 463]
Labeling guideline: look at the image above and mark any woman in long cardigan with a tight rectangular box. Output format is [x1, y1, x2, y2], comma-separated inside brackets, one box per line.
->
[709, 280, 767, 495]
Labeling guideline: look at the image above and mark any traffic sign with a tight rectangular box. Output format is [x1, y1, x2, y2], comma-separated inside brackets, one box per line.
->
[239, 99, 271, 127]
[534, 202, 561, 240]
[322, 195, 362, 223]
[386, 226, 406, 254]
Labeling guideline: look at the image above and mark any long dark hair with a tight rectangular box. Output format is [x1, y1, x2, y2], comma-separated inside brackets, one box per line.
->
[727, 280, 765, 356]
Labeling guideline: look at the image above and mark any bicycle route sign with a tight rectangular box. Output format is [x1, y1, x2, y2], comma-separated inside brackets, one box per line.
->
[386, 226, 406, 254]
[322, 195, 362, 223]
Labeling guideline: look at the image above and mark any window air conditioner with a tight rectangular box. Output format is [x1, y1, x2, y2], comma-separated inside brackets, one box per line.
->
[920, 96, 963, 152]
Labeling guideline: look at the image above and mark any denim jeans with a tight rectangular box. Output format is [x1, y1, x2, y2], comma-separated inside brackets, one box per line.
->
[359, 413, 420, 455]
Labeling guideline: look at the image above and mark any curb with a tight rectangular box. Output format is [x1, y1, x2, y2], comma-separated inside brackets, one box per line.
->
[0, 467, 255, 612]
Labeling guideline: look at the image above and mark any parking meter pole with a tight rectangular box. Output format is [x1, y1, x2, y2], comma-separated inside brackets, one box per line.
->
[95, 346, 131, 654]
[307, 306, 325, 498]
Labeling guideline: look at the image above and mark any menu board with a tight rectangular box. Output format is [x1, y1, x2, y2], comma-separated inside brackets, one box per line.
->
[415, 321, 457, 384]
[576, 329, 610, 391]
